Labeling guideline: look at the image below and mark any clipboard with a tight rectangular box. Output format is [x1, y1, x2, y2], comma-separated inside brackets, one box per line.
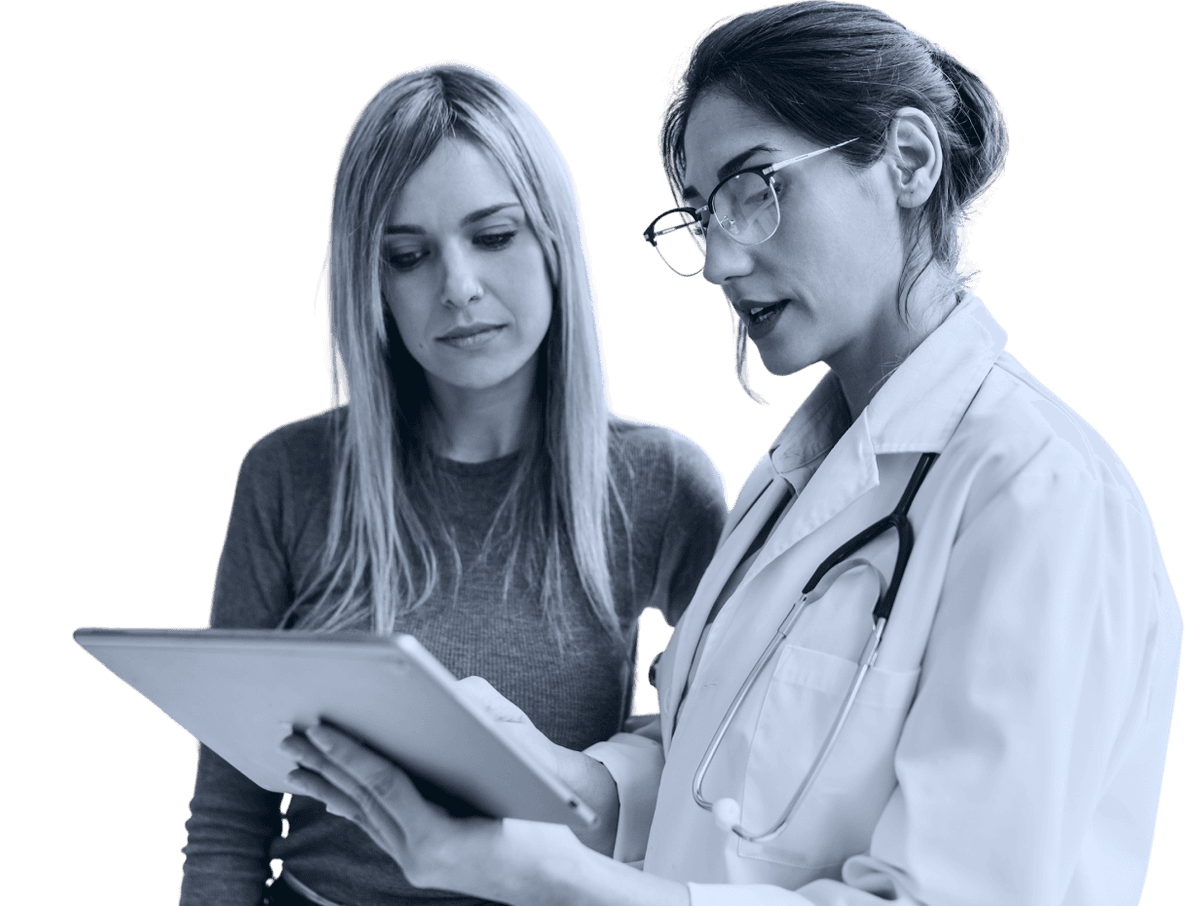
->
[73, 628, 598, 831]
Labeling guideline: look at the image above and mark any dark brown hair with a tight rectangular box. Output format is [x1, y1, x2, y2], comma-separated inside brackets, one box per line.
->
[663, 1, 1008, 385]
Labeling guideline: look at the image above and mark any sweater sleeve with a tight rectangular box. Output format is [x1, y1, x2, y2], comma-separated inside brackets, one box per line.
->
[181, 747, 283, 905]
[180, 437, 291, 906]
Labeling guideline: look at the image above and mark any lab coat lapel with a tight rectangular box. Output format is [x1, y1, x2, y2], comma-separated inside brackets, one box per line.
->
[716, 457, 774, 548]
[660, 374, 854, 743]
[681, 417, 883, 741]
[660, 468, 791, 747]
[745, 415, 879, 587]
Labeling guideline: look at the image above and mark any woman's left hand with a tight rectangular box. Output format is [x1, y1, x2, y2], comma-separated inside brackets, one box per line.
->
[281, 724, 577, 901]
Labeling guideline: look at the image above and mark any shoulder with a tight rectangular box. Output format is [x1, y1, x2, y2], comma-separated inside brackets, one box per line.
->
[938, 351, 1180, 688]
[606, 419, 727, 624]
[235, 408, 343, 504]
[958, 354, 1140, 488]
[607, 417, 725, 507]
[240, 410, 343, 468]
[947, 353, 1154, 539]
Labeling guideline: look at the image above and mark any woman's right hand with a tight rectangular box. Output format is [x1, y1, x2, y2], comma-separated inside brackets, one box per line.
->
[453, 676, 620, 855]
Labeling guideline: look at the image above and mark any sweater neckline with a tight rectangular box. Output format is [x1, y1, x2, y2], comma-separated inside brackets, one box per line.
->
[429, 448, 522, 479]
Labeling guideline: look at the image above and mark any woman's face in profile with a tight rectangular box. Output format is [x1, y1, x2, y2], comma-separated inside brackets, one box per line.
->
[382, 139, 553, 401]
[683, 92, 907, 377]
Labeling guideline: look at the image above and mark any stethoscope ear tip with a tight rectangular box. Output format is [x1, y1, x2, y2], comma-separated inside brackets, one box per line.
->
[712, 797, 741, 833]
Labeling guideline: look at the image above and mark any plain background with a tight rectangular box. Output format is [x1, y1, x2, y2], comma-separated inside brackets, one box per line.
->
[1, 1, 1195, 902]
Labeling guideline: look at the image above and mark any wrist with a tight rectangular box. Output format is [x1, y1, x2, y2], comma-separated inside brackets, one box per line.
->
[507, 827, 690, 906]
[552, 745, 619, 855]
[490, 820, 588, 905]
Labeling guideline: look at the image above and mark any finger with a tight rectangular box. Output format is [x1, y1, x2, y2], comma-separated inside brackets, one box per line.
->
[282, 732, 407, 846]
[456, 676, 529, 723]
[285, 767, 364, 822]
[287, 768, 397, 853]
[304, 723, 500, 861]
[281, 732, 369, 802]
[306, 724, 427, 814]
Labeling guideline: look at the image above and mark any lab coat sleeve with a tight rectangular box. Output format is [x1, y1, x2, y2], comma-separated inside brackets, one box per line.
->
[688, 445, 1179, 906]
[585, 720, 666, 865]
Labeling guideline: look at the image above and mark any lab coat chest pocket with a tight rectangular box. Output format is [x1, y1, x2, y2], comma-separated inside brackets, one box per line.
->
[737, 640, 920, 874]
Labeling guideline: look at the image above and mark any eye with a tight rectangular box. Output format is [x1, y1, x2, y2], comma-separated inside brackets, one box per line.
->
[384, 247, 428, 272]
[475, 229, 517, 251]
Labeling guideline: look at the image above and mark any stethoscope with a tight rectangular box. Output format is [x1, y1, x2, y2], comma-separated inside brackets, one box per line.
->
[692, 452, 939, 843]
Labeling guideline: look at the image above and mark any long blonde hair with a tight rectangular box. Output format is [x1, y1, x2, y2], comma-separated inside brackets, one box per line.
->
[286, 66, 617, 643]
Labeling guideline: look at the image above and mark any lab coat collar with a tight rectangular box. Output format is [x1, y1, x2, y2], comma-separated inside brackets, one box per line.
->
[767, 296, 1007, 487]
[865, 295, 1007, 455]
[750, 296, 1007, 576]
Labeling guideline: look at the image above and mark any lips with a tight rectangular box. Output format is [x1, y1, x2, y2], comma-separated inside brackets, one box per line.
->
[734, 300, 789, 340]
[744, 301, 786, 323]
[436, 322, 506, 348]
[438, 322, 501, 340]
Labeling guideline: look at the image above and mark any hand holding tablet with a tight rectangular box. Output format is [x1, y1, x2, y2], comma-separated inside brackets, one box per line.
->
[74, 628, 598, 832]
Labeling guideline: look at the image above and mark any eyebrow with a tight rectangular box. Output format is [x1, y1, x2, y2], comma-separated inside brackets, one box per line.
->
[384, 201, 523, 235]
[681, 144, 780, 201]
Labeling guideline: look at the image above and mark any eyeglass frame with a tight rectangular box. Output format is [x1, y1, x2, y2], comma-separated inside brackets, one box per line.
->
[642, 137, 859, 276]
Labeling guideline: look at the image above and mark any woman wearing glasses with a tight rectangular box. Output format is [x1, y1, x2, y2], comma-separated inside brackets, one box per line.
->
[282, 4, 1181, 904]
[179, 66, 728, 906]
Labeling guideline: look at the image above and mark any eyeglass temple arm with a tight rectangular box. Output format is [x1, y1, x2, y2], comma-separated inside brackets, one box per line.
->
[643, 207, 703, 245]
[763, 138, 860, 176]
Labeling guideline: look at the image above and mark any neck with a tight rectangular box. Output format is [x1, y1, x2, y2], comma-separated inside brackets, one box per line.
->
[422, 361, 539, 463]
[830, 269, 959, 422]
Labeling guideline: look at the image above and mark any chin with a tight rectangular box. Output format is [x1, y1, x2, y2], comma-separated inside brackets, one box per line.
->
[754, 341, 813, 377]
[441, 360, 532, 395]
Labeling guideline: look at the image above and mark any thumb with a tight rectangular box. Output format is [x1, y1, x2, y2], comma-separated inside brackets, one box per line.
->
[456, 676, 531, 724]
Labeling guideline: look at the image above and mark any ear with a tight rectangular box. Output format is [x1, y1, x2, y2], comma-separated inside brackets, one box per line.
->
[885, 107, 943, 209]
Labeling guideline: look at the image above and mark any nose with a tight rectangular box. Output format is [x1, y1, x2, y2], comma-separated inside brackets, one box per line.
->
[701, 222, 754, 286]
[441, 242, 484, 308]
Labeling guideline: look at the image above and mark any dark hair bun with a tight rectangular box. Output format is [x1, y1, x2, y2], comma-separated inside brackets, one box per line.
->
[663, 1, 1008, 291]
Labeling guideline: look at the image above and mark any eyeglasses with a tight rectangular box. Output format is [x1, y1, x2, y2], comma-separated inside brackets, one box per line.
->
[642, 138, 858, 277]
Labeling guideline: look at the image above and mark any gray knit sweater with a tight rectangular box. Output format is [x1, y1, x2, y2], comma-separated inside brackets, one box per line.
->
[180, 411, 726, 906]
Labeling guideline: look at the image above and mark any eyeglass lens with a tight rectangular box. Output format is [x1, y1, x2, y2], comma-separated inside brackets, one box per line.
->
[649, 172, 780, 276]
[650, 210, 706, 277]
[713, 172, 778, 243]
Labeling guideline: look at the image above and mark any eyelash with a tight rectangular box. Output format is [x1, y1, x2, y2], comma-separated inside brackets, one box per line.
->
[385, 230, 518, 272]
[475, 229, 517, 251]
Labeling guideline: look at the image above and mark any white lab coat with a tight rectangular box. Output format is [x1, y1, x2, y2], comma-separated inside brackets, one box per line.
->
[587, 298, 1181, 906]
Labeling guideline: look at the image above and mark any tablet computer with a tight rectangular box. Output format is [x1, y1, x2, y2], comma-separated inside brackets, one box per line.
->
[74, 628, 597, 831]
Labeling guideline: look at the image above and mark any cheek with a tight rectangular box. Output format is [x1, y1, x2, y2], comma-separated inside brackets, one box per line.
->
[777, 192, 900, 293]
[527, 279, 554, 343]
[505, 252, 555, 345]
[383, 284, 434, 356]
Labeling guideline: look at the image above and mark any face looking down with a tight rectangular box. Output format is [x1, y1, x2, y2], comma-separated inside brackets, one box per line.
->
[382, 139, 553, 407]
[681, 92, 918, 383]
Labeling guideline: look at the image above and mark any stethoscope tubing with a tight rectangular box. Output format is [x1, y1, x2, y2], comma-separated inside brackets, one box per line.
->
[691, 452, 939, 843]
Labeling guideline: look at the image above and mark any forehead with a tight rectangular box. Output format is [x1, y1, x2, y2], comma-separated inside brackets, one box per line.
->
[388, 139, 518, 224]
[681, 93, 816, 191]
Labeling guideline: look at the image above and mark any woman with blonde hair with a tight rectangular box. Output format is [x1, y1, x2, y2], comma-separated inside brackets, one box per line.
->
[179, 65, 727, 906]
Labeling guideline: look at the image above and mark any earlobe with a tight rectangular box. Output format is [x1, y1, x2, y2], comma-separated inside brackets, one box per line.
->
[888, 107, 943, 209]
